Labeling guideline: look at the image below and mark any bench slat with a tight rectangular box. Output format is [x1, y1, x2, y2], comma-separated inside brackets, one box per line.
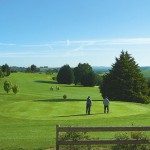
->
[58, 126, 150, 132]
[58, 139, 150, 145]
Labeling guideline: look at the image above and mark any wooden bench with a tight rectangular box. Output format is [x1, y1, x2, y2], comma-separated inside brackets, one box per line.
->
[56, 125, 150, 150]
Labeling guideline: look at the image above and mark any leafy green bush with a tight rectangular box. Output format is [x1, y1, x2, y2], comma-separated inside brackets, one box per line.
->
[114, 132, 129, 140]
[3, 80, 19, 95]
[52, 76, 56, 80]
[131, 93, 150, 104]
[3, 80, 12, 94]
[59, 132, 89, 150]
[131, 131, 148, 140]
[112, 131, 150, 150]
[112, 132, 130, 150]
[63, 94, 67, 99]
[12, 84, 19, 94]
[60, 132, 87, 141]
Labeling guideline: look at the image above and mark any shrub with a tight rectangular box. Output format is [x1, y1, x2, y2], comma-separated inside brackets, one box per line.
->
[3, 80, 12, 94]
[59, 132, 89, 150]
[131, 93, 150, 104]
[63, 94, 67, 99]
[12, 84, 19, 94]
[131, 131, 148, 140]
[52, 76, 56, 80]
[60, 132, 86, 141]
[112, 131, 150, 150]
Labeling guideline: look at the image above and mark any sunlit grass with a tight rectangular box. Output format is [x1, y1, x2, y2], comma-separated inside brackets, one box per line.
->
[0, 72, 150, 149]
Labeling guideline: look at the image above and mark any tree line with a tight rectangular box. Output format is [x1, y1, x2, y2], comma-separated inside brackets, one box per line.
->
[57, 63, 102, 87]
[0, 64, 19, 94]
[0, 51, 150, 103]
[57, 51, 150, 104]
[0, 64, 11, 77]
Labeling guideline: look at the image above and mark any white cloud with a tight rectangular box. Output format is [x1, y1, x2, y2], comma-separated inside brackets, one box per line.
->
[66, 40, 70, 46]
[0, 38, 150, 66]
[66, 38, 150, 46]
[1, 38, 150, 48]
[0, 43, 16, 46]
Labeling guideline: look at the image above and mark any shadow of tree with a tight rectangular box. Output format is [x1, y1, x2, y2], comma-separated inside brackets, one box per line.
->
[61, 85, 84, 87]
[33, 99, 103, 103]
[34, 80, 58, 84]
[0, 93, 7, 95]
[34, 81, 100, 88]
[0, 92, 14, 95]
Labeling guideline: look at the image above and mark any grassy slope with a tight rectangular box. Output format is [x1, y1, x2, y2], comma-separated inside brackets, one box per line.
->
[0, 72, 150, 150]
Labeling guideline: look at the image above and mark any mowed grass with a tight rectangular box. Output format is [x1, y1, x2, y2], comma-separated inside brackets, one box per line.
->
[0, 72, 150, 150]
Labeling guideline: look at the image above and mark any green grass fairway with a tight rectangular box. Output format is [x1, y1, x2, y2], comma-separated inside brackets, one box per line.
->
[0, 72, 150, 150]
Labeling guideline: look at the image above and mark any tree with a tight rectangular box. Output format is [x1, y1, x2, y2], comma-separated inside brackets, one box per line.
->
[57, 64, 74, 84]
[12, 84, 19, 94]
[100, 51, 149, 103]
[25, 67, 31, 72]
[3, 80, 12, 94]
[147, 78, 150, 97]
[1, 64, 11, 76]
[73, 63, 92, 85]
[81, 71, 100, 87]
[31, 64, 37, 72]
[95, 73, 103, 86]
[147, 78, 150, 88]
[0, 69, 4, 78]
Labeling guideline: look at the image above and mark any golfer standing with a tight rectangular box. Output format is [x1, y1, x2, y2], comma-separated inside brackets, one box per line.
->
[103, 97, 109, 113]
[86, 96, 92, 115]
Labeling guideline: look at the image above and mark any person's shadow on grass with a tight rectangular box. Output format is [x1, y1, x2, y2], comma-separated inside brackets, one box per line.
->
[57, 112, 104, 117]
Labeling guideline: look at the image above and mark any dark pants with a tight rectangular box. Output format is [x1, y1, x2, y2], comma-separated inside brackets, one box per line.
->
[104, 105, 109, 113]
[86, 104, 91, 115]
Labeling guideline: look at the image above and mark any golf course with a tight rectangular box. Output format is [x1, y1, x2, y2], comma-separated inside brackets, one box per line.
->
[0, 72, 150, 150]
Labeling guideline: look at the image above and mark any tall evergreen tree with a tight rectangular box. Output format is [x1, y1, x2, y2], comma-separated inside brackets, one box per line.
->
[57, 64, 74, 84]
[100, 51, 149, 103]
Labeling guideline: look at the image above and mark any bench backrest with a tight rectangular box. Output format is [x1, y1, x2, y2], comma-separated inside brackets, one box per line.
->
[56, 125, 150, 150]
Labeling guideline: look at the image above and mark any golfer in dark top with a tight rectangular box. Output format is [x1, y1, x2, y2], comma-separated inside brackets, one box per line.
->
[86, 96, 92, 115]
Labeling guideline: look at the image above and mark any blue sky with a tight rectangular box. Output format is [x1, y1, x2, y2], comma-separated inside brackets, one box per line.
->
[0, 0, 150, 67]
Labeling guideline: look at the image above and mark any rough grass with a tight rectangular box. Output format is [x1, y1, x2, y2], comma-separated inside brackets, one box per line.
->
[0, 72, 150, 150]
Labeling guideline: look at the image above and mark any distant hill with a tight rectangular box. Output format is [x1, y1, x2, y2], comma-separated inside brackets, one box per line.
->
[139, 67, 150, 78]
[141, 69, 150, 78]
[10, 66, 59, 73]
[11, 66, 26, 72]
[92, 66, 150, 78]
[92, 66, 111, 74]
[140, 66, 150, 71]
[10, 65, 150, 78]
